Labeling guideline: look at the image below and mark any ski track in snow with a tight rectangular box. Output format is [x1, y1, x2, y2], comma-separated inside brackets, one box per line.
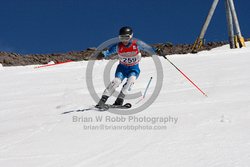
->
[0, 43, 250, 167]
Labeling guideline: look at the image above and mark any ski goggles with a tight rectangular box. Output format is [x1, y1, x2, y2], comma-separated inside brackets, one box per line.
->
[119, 34, 133, 42]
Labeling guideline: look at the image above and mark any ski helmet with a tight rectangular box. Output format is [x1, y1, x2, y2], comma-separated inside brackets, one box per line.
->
[119, 26, 133, 36]
[119, 26, 133, 42]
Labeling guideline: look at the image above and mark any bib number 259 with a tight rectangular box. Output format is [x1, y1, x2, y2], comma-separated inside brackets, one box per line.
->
[122, 57, 137, 64]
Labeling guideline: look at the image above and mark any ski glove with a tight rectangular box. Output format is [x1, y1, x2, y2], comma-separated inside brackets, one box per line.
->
[97, 52, 105, 60]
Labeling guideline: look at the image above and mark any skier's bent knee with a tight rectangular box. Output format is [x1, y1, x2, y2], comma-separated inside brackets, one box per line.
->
[121, 75, 136, 94]
[103, 77, 122, 97]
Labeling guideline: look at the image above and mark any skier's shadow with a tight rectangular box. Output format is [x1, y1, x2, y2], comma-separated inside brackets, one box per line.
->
[61, 108, 93, 114]
[61, 106, 108, 114]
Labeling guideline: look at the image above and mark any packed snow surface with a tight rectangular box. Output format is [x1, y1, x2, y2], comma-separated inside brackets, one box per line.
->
[1, 43, 250, 167]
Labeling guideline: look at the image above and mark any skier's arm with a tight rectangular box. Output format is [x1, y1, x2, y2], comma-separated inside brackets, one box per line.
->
[136, 40, 156, 55]
[102, 44, 118, 58]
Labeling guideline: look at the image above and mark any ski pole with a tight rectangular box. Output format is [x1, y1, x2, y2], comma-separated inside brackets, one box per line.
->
[143, 76, 153, 98]
[136, 77, 153, 104]
[163, 56, 208, 97]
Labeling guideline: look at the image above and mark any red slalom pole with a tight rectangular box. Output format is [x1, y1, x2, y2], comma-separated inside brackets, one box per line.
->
[163, 56, 208, 97]
[34, 60, 73, 69]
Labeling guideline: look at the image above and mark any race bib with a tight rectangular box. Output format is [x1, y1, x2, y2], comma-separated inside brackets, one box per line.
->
[119, 53, 141, 66]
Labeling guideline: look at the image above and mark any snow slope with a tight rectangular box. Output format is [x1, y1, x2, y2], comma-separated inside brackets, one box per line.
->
[0, 43, 250, 167]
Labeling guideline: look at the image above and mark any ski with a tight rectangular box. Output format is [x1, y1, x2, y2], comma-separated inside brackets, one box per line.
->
[107, 103, 132, 109]
[61, 103, 131, 114]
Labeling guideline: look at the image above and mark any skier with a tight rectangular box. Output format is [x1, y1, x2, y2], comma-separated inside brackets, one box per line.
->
[96, 26, 154, 109]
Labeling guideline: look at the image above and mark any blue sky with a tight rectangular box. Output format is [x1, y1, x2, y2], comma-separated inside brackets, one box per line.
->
[0, 0, 249, 54]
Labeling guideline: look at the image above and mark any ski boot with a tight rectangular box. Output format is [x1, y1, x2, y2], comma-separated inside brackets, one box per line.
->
[113, 97, 124, 106]
[113, 91, 125, 106]
[95, 95, 109, 110]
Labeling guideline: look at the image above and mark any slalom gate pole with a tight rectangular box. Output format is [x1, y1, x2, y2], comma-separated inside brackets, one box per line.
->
[163, 56, 208, 97]
[135, 77, 153, 104]
[34, 60, 73, 69]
